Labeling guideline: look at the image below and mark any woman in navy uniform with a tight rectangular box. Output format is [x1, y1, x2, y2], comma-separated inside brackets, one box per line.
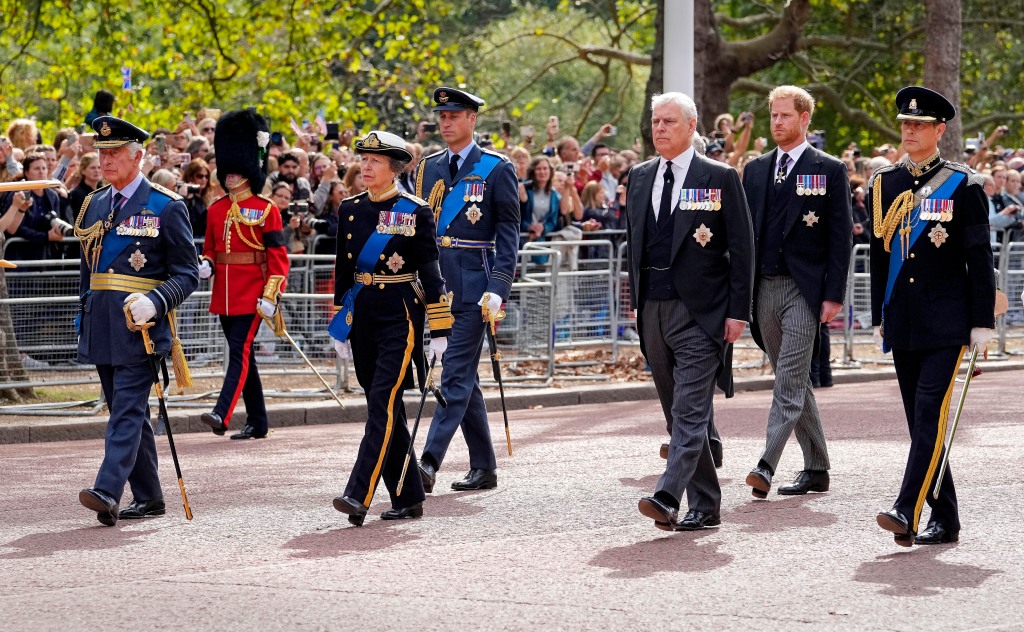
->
[74, 116, 199, 525]
[869, 87, 995, 546]
[329, 131, 452, 526]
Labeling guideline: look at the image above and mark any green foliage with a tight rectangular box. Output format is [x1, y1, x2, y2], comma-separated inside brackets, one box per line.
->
[0, 0, 459, 139]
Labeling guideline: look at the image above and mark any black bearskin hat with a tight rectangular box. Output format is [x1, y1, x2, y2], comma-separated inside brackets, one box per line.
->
[214, 108, 270, 193]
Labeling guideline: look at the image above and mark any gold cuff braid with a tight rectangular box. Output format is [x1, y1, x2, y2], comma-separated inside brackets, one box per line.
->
[426, 293, 454, 331]
[262, 275, 286, 302]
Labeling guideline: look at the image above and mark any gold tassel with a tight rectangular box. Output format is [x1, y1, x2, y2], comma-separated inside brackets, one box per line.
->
[168, 310, 192, 391]
[427, 180, 446, 223]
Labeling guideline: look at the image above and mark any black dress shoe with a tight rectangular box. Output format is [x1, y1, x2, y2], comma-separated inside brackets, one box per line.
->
[746, 467, 772, 499]
[201, 412, 227, 436]
[710, 438, 723, 469]
[659, 443, 669, 460]
[79, 488, 119, 526]
[914, 521, 959, 545]
[876, 509, 914, 547]
[381, 503, 423, 521]
[451, 468, 497, 491]
[676, 510, 721, 531]
[119, 498, 166, 519]
[419, 461, 437, 494]
[778, 470, 830, 495]
[332, 495, 368, 526]
[638, 496, 678, 528]
[230, 425, 267, 440]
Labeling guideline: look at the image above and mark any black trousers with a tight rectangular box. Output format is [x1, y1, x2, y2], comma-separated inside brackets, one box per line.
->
[891, 345, 963, 533]
[214, 313, 267, 432]
[344, 303, 425, 510]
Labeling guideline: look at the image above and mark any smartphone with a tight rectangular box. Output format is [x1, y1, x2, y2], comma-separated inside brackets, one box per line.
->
[205, 108, 221, 120]
[501, 121, 512, 135]
[520, 125, 535, 138]
[325, 122, 339, 141]
[154, 135, 167, 154]
[177, 153, 191, 166]
[270, 131, 284, 146]
[607, 126, 618, 136]
[422, 122, 438, 133]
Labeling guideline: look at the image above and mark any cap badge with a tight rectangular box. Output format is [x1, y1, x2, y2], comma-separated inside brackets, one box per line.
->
[362, 133, 382, 149]
[100, 122, 112, 137]
[908, 98, 918, 110]
[438, 91, 449, 103]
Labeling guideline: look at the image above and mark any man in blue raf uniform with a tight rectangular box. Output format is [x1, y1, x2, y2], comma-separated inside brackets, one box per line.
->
[870, 87, 994, 547]
[415, 86, 520, 493]
[74, 116, 199, 526]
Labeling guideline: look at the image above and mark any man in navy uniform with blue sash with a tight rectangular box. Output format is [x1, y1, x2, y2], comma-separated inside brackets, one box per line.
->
[870, 87, 994, 546]
[74, 116, 199, 526]
[415, 87, 520, 493]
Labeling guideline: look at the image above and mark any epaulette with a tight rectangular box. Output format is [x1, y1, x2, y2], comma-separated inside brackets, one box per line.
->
[151, 182, 183, 201]
[869, 162, 901, 189]
[943, 161, 985, 186]
[342, 191, 368, 203]
[423, 149, 446, 161]
[211, 193, 230, 205]
[480, 147, 511, 162]
[255, 193, 276, 205]
[400, 191, 429, 207]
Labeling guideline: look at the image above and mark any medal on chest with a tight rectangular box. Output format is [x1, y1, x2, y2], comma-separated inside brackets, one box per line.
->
[919, 198, 953, 222]
[377, 210, 416, 236]
[463, 180, 485, 203]
[129, 249, 147, 272]
[116, 214, 161, 237]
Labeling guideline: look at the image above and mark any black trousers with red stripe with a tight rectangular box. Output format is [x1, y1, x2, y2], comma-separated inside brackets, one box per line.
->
[892, 345, 962, 533]
[214, 313, 267, 433]
[344, 301, 425, 511]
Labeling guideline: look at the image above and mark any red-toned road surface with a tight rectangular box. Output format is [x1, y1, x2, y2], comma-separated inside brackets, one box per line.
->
[2, 371, 1022, 630]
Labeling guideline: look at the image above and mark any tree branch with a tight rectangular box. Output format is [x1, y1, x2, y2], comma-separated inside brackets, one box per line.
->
[480, 54, 581, 114]
[715, 12, 777, 28]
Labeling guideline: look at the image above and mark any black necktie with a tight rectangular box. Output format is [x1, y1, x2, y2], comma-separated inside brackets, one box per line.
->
[775, 153, 790, 188]
[657, 161, 674, 228]
[449, 154, 460, 181]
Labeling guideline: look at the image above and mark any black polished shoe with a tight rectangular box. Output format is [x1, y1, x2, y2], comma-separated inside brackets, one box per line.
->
[676, 510, 722, 531]
[778, 470, 830, 495]
[230, 424, 267, 440]
[638, 496, 678, 529]
[451, 468, 497, 491]
[746, 467, 772, 499]
[332, 495, 368, 526]
[914, 521, 959, 545]
[119, 498, 166, 519]
[710, 438, 723, 469]
[659, 443, 669, 460]
[381, 503, 424, 521]
[419, 460, 437, 494]
[201, 412, 227, 436]
[79, 488, 119, 526]
[876, 509, 914, 547]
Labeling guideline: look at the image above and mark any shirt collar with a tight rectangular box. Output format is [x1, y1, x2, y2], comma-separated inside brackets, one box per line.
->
[447, 141, 477, 165]
[659, 146, 695, 174]
[112, 171, 146, 201]
[777, 140, 810, 168]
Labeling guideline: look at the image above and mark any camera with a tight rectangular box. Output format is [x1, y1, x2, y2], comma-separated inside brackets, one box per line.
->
[421, 122, 438, 133]
[288, 200, 309, 215]
[45, 211, 74, 236]
[325, 122, 339, 141]
[178, 183, 201, 195]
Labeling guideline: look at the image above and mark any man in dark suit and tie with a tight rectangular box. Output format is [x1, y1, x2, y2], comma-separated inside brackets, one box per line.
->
[741, 86, 852, 499]
[414, 87, 521, 493]
[628, 92, 754, 530]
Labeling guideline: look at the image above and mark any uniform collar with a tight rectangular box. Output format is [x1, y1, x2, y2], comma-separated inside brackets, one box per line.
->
[112, 171, 145, 201]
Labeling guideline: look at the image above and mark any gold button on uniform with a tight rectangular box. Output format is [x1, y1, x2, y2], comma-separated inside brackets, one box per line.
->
[909, 278, 915, 283]
[348, 215, 354, 221]
[910, 253, 915, 259]
[347, 253, 353, 259]
[378, 283, 385, 289]
[347, 233, 352, 239]
[380, 254, 385, 260]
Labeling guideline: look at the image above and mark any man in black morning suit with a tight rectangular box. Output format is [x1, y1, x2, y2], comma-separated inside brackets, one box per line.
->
[741, 86, 852, 499]
[628, 92, 754, 531]
[415, 87, 521, 493]
[74, 116, 199, 526]
[870, 86, 994, 546]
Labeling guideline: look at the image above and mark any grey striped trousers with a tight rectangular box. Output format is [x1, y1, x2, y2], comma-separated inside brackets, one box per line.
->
[755, 276, 830, 471]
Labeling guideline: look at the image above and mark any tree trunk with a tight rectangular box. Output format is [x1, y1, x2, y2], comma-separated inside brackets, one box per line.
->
[923, 0, 962, 161]
[640, 0, 665, 156]
[693, 0, 719, 132]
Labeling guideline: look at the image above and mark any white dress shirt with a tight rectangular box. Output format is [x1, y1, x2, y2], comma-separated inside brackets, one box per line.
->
[651, 147, 695, 221]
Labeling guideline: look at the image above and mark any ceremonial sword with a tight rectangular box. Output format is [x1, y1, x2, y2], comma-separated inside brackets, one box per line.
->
[397, 354, 443, 496]
[0, 179, 64, 193]
[258, 307, 346, 410]
[932, 345, 979, 500]
[483, 296, 513, 456]
[123, 300, 193, 520]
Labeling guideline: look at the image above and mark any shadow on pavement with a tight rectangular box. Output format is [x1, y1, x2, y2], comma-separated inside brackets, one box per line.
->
[589, 531, 733, 578]
[283, 522, 420, 559]
[423, 492, 486, 518]
[1, 527, 158, 559]
[854, 544, 1001, 596]
[727, 495, 838, 533]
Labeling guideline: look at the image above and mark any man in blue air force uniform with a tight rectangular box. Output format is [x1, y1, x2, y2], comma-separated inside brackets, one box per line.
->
[74, 116, 199, 526]
[415, 87, 521, 493]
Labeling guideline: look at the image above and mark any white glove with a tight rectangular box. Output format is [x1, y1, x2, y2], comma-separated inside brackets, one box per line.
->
[429, 336, 448, 362]
[124, 293, 157, 326]
[334, 339, 352, 360]
[478, 292, 502, 317]
[872, 326, 883, 351]
[970, 327, 995, 352]
[198, 259, 212, 279]
[257, 298, 277, 318]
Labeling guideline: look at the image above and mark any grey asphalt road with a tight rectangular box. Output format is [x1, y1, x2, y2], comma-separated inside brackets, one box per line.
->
[2, 370, 1022, 631]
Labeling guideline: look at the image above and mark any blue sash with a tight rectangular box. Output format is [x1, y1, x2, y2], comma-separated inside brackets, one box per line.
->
[329, 197, 417, 342]
[436, 153, 501, 236]
[881, 171, 964, 352]
[96, 190, 173, 272]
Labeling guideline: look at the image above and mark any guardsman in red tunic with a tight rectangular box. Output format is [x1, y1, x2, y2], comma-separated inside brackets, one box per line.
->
[197, 109, 290, 440]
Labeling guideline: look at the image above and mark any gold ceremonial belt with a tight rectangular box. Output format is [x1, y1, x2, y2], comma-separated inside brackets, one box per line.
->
[354, 272, 417, 286]
[90, 273, 161, 293]
[437, 236, 495, 249]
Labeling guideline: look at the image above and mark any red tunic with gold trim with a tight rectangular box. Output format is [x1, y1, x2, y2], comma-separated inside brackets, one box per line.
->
[201, 188, 289, 314]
